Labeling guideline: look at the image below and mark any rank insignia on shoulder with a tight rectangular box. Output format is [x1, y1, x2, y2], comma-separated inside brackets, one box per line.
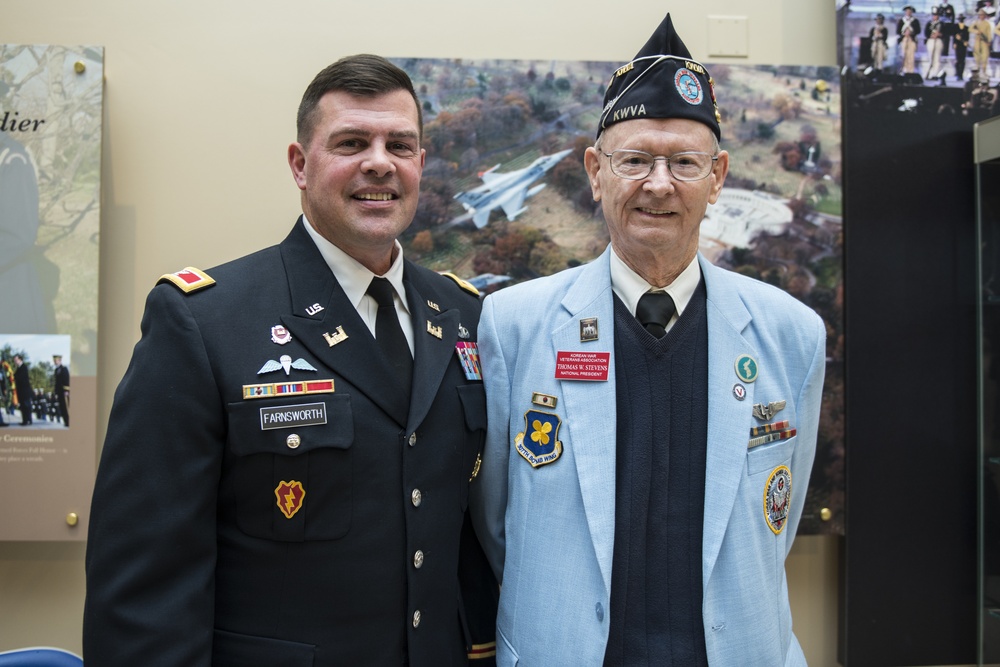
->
[440, 271, 480, 297]
[157, 267, 215, 294]
[764, 465, 792, 535]
[515, 410, 563, 468]
[275, 480, 305, 519]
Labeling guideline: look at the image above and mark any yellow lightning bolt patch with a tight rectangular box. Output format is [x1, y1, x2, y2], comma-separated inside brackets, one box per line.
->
[274, 480, 305, 519]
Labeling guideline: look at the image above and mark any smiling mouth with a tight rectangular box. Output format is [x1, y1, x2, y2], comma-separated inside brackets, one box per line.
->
[638, 207, 673, 215]
[355, 193, 397, 201]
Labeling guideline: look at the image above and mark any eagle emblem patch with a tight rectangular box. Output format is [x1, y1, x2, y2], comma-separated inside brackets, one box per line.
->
[763, 465, 792, 535]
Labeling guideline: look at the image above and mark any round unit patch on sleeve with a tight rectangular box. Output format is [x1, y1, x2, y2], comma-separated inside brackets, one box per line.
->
[763, 465, 792, 535]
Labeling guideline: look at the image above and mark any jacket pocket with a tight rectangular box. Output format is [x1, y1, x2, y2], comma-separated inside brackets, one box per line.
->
[227, 394, 353, 541]
[746, 434, 797, 476]
[212, 627, 315, 667]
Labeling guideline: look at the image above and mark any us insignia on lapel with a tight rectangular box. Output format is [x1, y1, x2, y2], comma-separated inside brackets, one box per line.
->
[763, 465, 792, 535]
[515, 410, 563, 468]
[275, 480, 305, 519]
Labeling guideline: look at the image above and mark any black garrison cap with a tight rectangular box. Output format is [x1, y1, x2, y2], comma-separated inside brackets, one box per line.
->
[598, 13, 721, 140]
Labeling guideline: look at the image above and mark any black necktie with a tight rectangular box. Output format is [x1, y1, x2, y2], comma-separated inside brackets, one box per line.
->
[366, 277, 413, 392]
[635, 290, 676, 338]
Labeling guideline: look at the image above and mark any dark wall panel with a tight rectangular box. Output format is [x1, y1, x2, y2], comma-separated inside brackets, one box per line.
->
[843, 91, 978, 666]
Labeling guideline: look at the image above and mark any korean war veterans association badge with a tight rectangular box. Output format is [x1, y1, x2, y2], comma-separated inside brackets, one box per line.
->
[515, 410, 563, 468]
[764, 465, 792, 535]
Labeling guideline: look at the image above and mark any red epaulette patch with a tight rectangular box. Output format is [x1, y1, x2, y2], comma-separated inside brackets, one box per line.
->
[157, 267, 216, 294]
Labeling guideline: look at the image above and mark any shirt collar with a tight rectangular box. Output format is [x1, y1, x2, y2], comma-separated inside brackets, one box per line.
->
[609, 245, 701, 316]
[301, 215, 410, 313]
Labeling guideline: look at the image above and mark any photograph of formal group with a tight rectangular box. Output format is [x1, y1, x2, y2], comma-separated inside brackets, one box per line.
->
[0, 335, 70, 429]
[840, 0, 1000, 118]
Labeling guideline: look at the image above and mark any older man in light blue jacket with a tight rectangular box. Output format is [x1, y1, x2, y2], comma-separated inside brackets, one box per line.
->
[472, 13, 825, 666]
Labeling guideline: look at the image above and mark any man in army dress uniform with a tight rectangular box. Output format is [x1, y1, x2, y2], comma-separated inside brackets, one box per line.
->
[84, 54, 497, 666]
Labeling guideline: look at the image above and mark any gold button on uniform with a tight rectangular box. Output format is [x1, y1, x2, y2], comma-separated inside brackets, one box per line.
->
[412, 610, 421, 628]
[286, 433, 301, 449]
[411, 489, 422, 507]
[413, 550, 424, 569]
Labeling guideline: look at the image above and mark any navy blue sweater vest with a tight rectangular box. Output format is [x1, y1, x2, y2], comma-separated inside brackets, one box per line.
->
[604, 279, 709, 667]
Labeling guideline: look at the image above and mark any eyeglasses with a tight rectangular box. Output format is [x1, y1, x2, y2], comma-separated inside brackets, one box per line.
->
[601, 149, 718, 182]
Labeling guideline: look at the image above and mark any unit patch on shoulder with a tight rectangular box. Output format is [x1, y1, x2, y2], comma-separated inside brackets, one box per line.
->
[439, 271, 480, 297]
[158, 267, 216, 294]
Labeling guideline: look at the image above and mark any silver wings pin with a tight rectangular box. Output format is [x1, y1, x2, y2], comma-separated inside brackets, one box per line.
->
[257, 354, 318, 376]
[752, 400, 787, 421]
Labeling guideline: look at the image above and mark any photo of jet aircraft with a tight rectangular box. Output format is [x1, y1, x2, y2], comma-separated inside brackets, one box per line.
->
[452, 149, 572, 228]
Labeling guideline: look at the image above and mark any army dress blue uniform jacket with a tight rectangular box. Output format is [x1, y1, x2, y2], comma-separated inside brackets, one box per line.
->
[471, 247, 826, 666]
[85, 218, 497, 667]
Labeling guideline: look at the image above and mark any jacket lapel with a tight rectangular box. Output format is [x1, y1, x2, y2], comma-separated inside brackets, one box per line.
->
[277, 219, 410, 427]
[700, 256, 757, 587]
[403, 264, 461, 432]
[556, 247, 618, 595]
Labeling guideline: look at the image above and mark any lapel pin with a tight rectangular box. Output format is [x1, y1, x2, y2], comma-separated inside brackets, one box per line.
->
[734, 353, 759, 383]
[458, 324, 470, 339]
[427, 300, 440, 312]
[427, 321, 443, 339]
[752, 400, 787, 421]
[531, 392, 558, 409]
[258, 354, 318, 376]
[323, 326, 349, 347]
[579, 317, 599, 342]
[271, 325, 292, 345]
[306, 303, 324, 316]
[732, 383, 746, 400]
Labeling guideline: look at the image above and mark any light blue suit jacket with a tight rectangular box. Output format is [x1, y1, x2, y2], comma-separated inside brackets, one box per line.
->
[471, 247, 826, 666]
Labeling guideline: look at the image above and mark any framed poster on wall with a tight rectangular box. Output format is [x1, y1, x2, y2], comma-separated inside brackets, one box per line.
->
[0, 45, 103, 540]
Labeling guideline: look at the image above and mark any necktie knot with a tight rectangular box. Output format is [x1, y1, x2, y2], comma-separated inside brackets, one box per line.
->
[366, 277, 396, 308]
[635, 290, 676, 338]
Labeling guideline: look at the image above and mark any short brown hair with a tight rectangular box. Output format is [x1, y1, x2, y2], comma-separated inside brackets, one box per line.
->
[296, 54, 422, 146]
